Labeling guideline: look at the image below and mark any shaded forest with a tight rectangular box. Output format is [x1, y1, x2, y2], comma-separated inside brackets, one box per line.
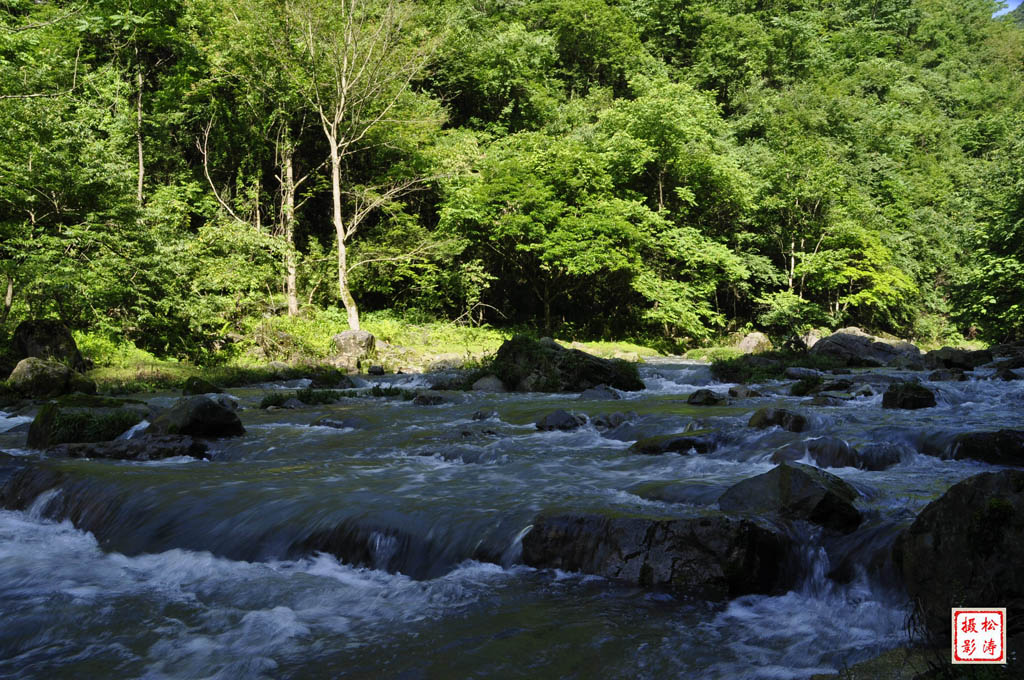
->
[3, 0, 1024, 361]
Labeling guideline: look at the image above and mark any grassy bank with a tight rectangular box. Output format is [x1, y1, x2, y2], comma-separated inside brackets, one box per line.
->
[72, 310, 666, 394]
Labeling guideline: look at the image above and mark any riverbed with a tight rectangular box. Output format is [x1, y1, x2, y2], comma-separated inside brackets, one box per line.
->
[0, 359, 1020, 679]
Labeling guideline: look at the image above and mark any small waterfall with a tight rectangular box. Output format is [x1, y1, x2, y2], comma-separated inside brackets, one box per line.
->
[27, 488, 62, 521]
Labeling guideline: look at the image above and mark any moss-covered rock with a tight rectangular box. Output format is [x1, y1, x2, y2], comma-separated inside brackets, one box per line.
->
[182, 376, 222, 395]
[27, 403, 146, 449]
[8, 357, 96, 398]
[484, 336, 644, 393]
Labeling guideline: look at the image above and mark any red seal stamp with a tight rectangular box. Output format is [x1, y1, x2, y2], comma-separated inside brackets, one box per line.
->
[952, 608, 1006, 664]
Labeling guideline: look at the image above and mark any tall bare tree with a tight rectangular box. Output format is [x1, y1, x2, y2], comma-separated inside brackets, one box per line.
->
[284, 0, 437, 330]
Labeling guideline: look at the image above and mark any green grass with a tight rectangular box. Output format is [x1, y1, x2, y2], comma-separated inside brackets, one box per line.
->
[72, 310, 666, 394]
[683, 346, 744, 362]
[710, 351, 848, 383]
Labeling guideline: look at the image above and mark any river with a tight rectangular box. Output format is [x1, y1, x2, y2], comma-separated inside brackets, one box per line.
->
[0, 359, 1019, 679]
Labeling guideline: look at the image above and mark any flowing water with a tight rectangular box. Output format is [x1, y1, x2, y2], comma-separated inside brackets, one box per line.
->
[0, 360, 1021, 679]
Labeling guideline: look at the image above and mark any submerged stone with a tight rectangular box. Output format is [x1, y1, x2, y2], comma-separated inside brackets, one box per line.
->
[578, 384, 621, 400]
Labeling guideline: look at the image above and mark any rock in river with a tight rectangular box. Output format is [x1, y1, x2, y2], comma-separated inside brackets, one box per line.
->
[719, 462, 862, 533]
[628, 430, 717, 455]
[881, 382, 936, 410]
[27, 402, 147, 449]
[536, 410, 586, 431]
[686, 389, 726, 406]
[47, 435, 209, 461]
[522, 513, 792, 598]
[895, 470, 1024, 650]
[7, 358, 95, 399]
[748, 408, 807, 433]
[487, 336, 644, 393]
[809, 327, 921, 367]
[147, 395, 245, 438]
[949, 429, 1024, 465]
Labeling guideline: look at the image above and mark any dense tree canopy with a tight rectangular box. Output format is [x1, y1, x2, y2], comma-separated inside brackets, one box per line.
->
[3, 0, 1024, 356]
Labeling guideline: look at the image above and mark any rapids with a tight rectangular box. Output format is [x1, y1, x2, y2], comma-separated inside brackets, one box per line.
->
[1, 359, 1021, 679]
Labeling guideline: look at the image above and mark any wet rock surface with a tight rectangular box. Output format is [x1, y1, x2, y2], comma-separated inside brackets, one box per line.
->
[881, 382, 935, 409]
[47, 435, 210, 461]
[950, 429, 1024, 465]
[147, 395, 245, 438]
[535, 409, 587, 431]
[719, 462, 862, 533]
[895, 470, 1024, 649]
[748, 408, 807, 432]
[522, 513, 792, 597]
[628, 430, 717, 455]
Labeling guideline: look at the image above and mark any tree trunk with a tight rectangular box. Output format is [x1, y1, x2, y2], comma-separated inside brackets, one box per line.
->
[1, 275, 12, 325]
[282, 143, 299, 317]
[329, 135, 360, 330]
[135, 58, 145, 205]
[787, 238, 796, 291]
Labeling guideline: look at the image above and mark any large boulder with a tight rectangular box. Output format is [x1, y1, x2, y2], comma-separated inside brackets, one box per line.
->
[718, 462, 862, 533]
[471, 374, 507, 393]
[27, 402, 147, 449]
[331, 330, 376, 371]
[881, 382, 936, 409]
[895, 471, 1024, 650]
[748, 408, 807, 432]
[628, 430, 717, 455]
[487, 336, 644, 393]
[147, 395, 244, 438]
[7, 358, 95, 399]
[522, 513, 792, 597]
[737, 332, 772, 354]
[924, 346, 992, 370]
[12, 320, 88, 372]
[949, 430, 1024, 465]
[809, 328, 920, 367]
[47, 435, 209, 461]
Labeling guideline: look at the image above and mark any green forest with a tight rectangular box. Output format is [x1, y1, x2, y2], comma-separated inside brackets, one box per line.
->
[3, 0, 1024, 365]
